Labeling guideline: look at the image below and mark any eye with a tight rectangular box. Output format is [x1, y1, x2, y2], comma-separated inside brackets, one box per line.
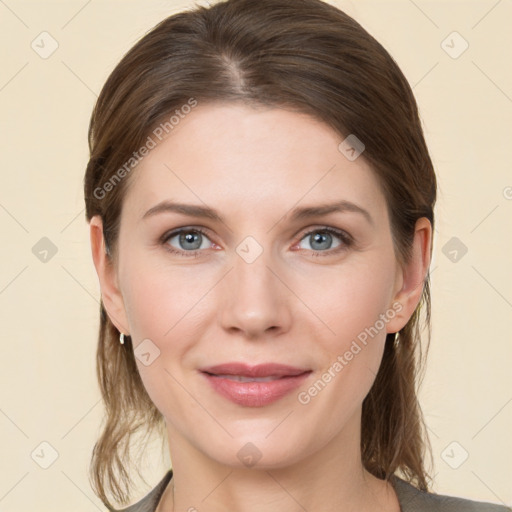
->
[160, 225, 353, 258]
[161, 227, 214, 257]
[295, 227, 352, 256]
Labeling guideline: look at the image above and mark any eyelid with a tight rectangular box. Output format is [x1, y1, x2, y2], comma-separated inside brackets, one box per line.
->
[296, 225, 353, 243]
[160, 226, 213, 243]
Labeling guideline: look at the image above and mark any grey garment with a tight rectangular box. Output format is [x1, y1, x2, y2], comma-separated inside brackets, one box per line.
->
[390, 476, 511, 512]
[109, 470, 511, 512]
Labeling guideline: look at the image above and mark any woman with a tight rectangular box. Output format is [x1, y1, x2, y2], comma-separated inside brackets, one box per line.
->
[84, 0, 510, 510]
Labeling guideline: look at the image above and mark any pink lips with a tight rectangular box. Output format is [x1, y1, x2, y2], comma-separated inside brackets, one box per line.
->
[200, 362, 311, 407]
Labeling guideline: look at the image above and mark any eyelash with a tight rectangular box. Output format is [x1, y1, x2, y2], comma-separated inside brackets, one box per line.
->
[160, 226, 353, 258]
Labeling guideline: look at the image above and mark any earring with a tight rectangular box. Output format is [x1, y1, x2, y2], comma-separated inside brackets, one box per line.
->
[394, 332, 399, 347]
[120, 332, 125, 345]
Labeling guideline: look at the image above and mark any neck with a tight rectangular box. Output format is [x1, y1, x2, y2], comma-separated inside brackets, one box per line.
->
[158, 412, 399, 512]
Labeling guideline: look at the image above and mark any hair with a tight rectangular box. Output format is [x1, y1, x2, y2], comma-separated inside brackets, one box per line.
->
[84, 0, 437, 508]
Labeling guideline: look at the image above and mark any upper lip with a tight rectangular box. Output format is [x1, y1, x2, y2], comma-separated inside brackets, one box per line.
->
[200, 362, 311, 378]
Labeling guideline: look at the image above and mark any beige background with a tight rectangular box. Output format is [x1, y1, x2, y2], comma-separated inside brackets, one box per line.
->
[1, 0, 511, 510]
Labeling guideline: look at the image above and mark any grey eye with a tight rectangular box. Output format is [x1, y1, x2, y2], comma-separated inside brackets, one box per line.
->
[167, 230, 211, 251]
[299, 230, 342, 251]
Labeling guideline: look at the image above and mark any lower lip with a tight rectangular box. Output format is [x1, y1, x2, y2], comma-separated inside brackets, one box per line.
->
[202, 372, 311, 407]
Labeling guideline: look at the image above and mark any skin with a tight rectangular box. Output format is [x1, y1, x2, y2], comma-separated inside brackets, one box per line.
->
[90, 102, 431, 512]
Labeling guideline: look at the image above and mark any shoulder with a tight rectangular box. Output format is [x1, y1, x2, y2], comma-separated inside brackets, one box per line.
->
[106, 470, 173, 512]
[391, 475, 511, 512]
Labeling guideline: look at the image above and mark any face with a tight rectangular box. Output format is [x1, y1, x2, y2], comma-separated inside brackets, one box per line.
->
[94, 102, 422, 470]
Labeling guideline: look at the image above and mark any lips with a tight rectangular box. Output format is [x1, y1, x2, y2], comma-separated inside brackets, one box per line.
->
[200, 362, 312, 407]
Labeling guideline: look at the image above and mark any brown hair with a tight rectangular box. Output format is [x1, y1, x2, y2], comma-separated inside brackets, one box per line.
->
[84, 0, 436, 508]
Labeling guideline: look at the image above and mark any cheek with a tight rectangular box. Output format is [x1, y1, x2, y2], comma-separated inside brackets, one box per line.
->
[118, 257, 212, 415]
[121, 254, 208, 342]
[300, 256, 395, 403]
[122, 274, 191, 421]
[302, 255, 396, 349]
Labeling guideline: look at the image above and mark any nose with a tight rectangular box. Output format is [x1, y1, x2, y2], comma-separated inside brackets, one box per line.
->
[219, 246, 292, 340]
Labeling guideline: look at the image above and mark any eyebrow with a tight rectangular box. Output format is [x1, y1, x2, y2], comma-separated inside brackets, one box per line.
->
[141, 199, 374, 226]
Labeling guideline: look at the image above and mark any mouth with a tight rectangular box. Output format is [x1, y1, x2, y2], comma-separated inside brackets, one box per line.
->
[207, 374, 291, 382]
[200, 362, 312, 407]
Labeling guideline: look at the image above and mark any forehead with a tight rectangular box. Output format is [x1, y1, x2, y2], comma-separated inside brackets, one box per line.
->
[122, 102, 387, 224]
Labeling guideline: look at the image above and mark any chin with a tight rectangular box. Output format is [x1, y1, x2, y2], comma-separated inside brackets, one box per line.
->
[200, 431, 315, 471]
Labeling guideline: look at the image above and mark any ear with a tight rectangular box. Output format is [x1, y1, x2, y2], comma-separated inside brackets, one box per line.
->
[386, 217, 432, 334]
[89, 215, 130, 335]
